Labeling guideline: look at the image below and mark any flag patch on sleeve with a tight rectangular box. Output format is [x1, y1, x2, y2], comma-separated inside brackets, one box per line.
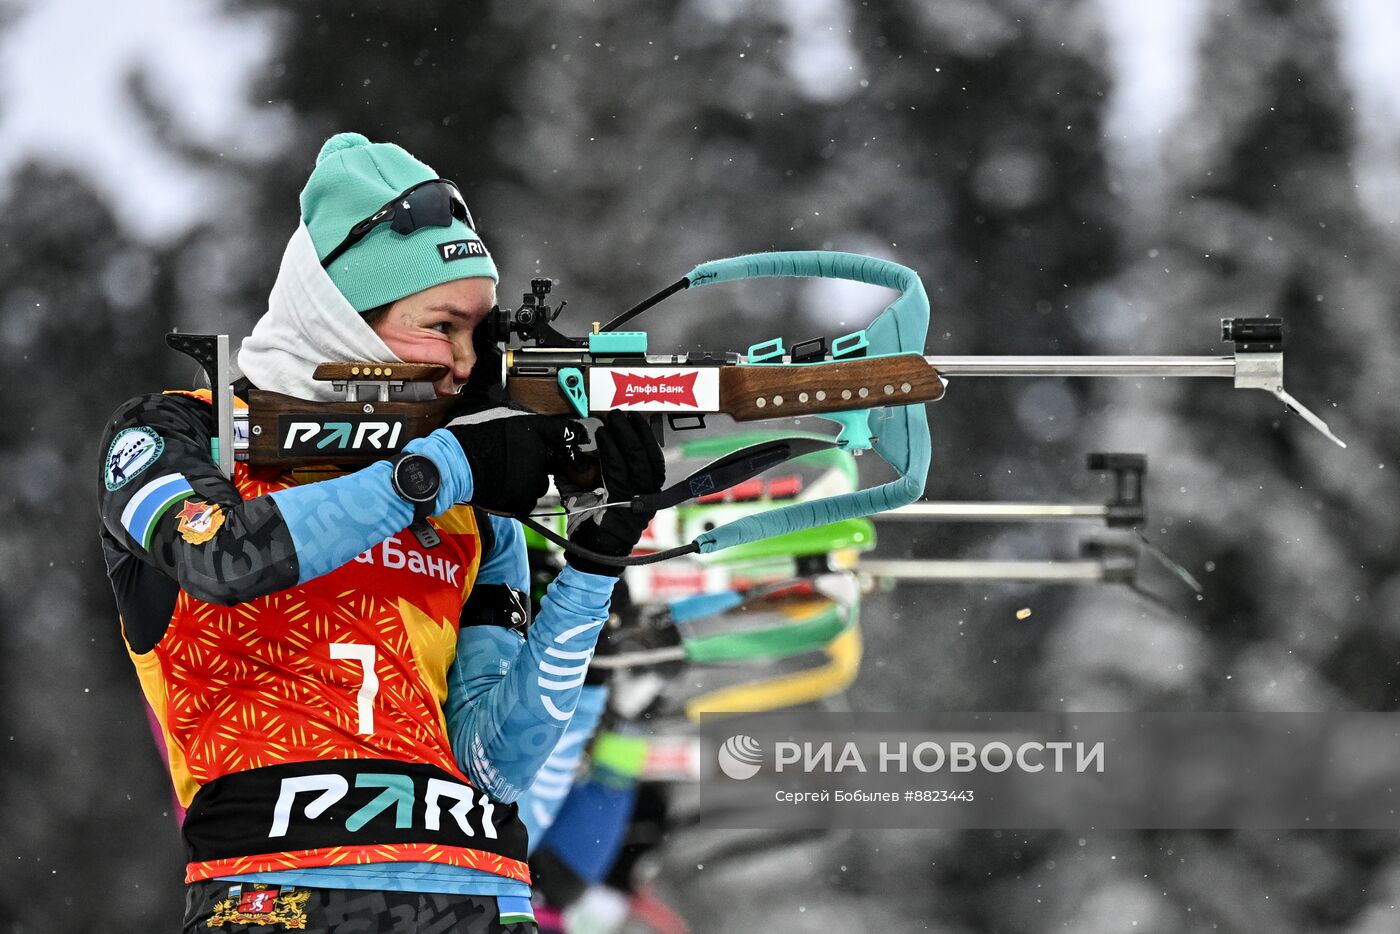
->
[120, 473, 195, 549]
[497, 895, 535, 925]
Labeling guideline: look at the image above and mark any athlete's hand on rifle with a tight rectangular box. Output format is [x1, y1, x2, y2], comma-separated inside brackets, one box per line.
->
[444, 408, 586, 517]
[565, 412, 665, 577]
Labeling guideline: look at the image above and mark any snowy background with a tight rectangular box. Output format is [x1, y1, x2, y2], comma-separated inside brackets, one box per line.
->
[2, 0, 1400, 930]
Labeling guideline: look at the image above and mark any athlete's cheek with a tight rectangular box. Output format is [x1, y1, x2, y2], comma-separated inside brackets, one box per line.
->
[385, 333, 455, 368]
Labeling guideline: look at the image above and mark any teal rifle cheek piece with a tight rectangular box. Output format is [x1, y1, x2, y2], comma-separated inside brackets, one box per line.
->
[589, 331, 648, 354]
[558, 367, 588, 418]
[680, 251, 932, 555]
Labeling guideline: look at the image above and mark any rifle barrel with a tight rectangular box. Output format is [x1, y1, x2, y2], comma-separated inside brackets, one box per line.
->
[923, 355, 1236, 377]
[878, 503, 1108, 522]
[860, 559, 1122, 582]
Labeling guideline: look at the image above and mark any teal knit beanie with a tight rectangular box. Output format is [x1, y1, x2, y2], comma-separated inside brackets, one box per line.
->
[301, 132, 497, 312]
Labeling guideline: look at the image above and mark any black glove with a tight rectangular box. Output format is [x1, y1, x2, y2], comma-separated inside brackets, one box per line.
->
[444, 408, 584, 516]
[567, 412, 665, 576]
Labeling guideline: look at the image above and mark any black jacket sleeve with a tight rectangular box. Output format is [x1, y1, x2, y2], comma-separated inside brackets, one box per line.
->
[97, 393, 300, 633]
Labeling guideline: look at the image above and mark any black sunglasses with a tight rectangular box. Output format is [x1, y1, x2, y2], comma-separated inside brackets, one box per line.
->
[320, 178, 476, 268]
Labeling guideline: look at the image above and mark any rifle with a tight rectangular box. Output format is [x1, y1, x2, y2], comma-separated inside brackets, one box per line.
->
[169, 250, 1343, 566]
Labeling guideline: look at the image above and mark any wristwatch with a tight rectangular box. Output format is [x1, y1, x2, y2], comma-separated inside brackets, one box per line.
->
[390, 452, 441, 525]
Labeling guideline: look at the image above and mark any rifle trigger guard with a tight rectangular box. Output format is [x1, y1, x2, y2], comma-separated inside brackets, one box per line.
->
[820, 410, 875, 451]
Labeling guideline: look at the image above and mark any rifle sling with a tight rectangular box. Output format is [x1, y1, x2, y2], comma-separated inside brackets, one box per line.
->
[521, 435, 842, 567]
[517, 517, 701, 567]
[630, 436, 842, 513]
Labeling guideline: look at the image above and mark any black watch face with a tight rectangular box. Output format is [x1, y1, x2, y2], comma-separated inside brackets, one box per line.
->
[395, 455, 440, 502]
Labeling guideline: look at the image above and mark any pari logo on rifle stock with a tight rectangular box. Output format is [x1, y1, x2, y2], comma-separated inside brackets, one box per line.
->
[278, 415, 408, 454]
[590, 367, 720, 412]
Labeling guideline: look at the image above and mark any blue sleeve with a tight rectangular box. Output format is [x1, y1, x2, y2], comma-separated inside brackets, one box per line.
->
[443, 526, 617, 804]
[518, 685, 608, 852]
[269, 428, 473, 583]
[476, 515, 529, 588]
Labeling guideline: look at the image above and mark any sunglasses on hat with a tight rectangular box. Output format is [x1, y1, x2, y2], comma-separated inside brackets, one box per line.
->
[320, 178, 477, 269]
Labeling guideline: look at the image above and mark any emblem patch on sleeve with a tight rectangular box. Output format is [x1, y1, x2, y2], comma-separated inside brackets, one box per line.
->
[104, 426, 164, 490]
[175, 499, 225, 545]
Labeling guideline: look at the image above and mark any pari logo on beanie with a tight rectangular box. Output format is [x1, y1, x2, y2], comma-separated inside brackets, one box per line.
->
[302, 132, 497, 312]
[438, 240, 489, 262]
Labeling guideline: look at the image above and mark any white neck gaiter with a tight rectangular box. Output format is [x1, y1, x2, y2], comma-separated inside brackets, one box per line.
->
[237, 223, 437, 403]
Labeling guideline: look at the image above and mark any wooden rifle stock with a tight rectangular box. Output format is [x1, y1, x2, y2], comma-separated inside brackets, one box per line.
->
[245, 391, 451, 468]
[244, 355, 944, 468]
[506, 355, 944, 420]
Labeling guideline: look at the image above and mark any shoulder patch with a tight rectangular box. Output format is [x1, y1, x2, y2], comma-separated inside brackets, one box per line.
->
[120, 473, 195, 549]
[175, 500, 225, 545]
[105, 426, 165, 490]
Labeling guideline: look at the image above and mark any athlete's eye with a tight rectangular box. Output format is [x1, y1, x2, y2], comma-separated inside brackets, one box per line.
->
[430, 322, 451, 335]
